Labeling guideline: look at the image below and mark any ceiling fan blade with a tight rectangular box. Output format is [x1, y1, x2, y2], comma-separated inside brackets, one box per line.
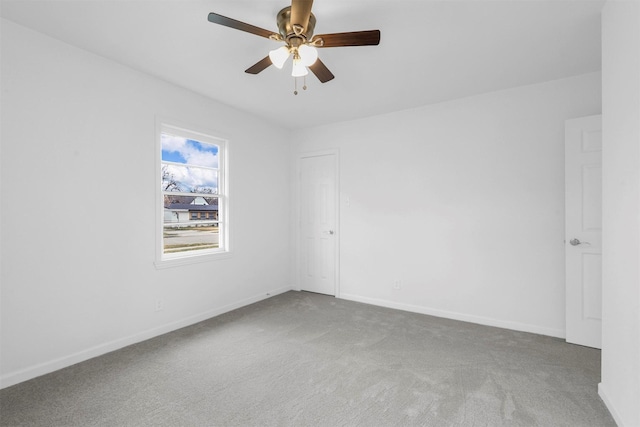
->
[314, 30, 381, 48]
[290, 0, 314, 34]
[245, 56, 273, 74]
[308, 59, 335, 83]
[208, 12, 276, 39]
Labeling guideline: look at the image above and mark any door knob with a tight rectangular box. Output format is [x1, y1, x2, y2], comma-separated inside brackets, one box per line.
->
[325, 230, 335, 235]
[569, 238, 590, 246]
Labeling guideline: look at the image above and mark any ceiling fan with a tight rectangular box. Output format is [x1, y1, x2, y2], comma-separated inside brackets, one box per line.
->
[207, 0, 380, 94]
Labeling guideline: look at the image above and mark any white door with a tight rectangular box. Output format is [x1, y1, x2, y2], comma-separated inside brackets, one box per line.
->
[565, 115, 602, 349]
[299, 152, 338, 296]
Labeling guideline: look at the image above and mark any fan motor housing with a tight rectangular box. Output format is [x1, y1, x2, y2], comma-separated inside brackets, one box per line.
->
[277, 6, 316, 40]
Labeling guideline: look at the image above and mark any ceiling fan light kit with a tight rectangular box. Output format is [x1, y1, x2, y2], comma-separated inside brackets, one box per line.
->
[291, 57, 309, 77]
[298, 44, 319, 66]
[268, 46, 290, 69]
[207, 0, 381, 95]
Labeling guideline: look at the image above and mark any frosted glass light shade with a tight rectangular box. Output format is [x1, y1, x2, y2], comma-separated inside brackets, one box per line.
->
[291, 58, 308, 77]
[269, 46, 290, 69]
[298, 45, 318, 66]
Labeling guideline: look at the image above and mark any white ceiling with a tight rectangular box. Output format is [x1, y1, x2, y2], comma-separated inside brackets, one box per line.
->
[1, 0, 604, 129]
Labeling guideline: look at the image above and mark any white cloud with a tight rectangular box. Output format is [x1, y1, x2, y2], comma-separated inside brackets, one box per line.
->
[161, 134, 218, 168]
[164, 164, 218, 193]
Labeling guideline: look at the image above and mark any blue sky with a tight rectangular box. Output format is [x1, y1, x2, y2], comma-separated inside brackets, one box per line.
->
[161, 133, 219, 193]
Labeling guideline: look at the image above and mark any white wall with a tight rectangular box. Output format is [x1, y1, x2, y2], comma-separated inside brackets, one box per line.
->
[293, 73, 601, 337]
[599, 1, 640, 426]
[0, 20, 292, 388]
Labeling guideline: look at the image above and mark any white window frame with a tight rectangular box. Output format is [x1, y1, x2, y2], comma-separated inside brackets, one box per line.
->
[154, 119, 230, 269]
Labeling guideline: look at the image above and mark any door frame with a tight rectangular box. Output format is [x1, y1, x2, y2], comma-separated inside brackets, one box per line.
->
[295, 149, 340, 297]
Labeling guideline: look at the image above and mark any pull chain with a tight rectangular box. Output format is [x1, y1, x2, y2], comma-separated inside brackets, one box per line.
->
[293, 75, 308, 95]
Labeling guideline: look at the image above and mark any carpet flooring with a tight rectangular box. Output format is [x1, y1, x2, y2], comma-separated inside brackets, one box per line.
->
[0, 291, 615, 426]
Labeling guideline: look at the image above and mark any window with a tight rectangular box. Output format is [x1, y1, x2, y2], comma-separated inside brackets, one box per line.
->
[157, 122, 228, 265]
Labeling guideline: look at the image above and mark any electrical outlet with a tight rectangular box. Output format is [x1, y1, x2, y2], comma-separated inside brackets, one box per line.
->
[392, 280, 401, 290]
[155, 299, 164, 312]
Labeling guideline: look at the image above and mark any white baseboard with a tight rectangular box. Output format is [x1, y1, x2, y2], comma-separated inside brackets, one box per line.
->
[339, 293, 566, 339]
[598, 382, 625, 426]
[0, 285, 292, 390]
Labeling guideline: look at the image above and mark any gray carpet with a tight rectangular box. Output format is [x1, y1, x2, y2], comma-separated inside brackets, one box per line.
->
[0, 291, 615, 426]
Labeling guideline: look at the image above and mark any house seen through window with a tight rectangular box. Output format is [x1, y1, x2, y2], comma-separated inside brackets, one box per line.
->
[160, 125, 227, 259]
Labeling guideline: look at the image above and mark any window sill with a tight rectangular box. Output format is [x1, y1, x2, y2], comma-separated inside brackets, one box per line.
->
[154, 250, 232, 269]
